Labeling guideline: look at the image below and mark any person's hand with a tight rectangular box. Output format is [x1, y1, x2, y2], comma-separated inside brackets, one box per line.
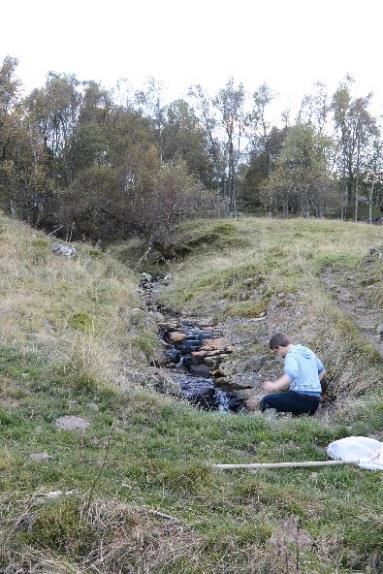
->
[263, 380, 275, 392]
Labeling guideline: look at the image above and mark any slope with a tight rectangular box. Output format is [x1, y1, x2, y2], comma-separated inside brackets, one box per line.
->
[1, 214, 383, 574]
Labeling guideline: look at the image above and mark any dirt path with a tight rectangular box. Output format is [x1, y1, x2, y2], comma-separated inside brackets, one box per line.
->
[322, 266, 383, 358]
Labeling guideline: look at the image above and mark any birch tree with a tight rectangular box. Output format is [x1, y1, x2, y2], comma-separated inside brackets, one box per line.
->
[332, 78, 376, 219]
[213, 78, 245, 215]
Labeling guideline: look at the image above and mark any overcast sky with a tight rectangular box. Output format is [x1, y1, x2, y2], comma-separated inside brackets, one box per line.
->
[2, 0, 383, 123]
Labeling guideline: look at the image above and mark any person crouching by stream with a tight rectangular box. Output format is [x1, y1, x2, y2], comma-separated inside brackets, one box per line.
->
[260, 333, 326, 416]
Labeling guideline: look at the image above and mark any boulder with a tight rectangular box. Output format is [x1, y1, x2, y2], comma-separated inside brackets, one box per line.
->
[158, 320, 179, 331]
[215, 379, 253, 391]
[153, 372, 183, 397]
[149, 311, 165, 322]
[52, 243, 76, 258]
[192, 349, 221, 358]
[203, 356, 222, 368]
[199, 337, 225, 351]
[141, 272, 152, 282]
[242, 356, 268, 372]
[128, 308, 147, 325]
[195, 317, 214, 328]
[231, 388, 256, 400]
[190, 363, 211, 377]
[192, 346, 234, 359]
[168, 331, 187, 343]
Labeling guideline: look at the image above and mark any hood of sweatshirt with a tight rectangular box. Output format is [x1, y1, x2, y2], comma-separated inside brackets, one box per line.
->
[288, 344, 313, 359]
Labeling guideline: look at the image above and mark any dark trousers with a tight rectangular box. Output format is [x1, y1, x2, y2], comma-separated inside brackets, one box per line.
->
[260, 391, 320, 416]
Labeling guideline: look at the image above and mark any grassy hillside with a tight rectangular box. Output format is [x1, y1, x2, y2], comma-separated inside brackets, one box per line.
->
[1, 214, 383, 573]
[155, 218, 383, 414]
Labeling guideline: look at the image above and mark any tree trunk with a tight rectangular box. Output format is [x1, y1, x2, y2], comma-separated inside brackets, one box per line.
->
[283, 194, 289, 218]
[354, 143, 361, 222]
[340, 183, 348, 220]
[354, 182, 359, 222]
[228, 137, 235, 215]
[368, 179, 375, 223]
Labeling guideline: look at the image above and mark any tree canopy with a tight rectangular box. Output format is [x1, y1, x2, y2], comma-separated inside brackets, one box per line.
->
[1, 58, 383, 243]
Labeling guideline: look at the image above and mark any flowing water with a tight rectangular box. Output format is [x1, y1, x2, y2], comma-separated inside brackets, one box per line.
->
[161, 319, 243, 412]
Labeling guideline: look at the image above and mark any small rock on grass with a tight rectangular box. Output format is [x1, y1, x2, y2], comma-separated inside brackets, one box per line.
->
[29, 452, 52, 462]
[52, 243, 76, 258]
[54, 415, 90, 431]
[39, 490, 75, 499]
[87, 402, 99, 412]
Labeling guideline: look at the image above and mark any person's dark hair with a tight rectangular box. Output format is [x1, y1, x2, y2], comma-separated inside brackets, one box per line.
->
[269, 333, 291, 349]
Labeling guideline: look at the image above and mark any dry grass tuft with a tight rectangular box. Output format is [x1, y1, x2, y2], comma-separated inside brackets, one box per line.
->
[1, 495, 200, 574]
[84, 499, 200, 572]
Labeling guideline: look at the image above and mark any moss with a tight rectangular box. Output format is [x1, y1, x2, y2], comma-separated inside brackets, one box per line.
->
[166, 462, 214, 493]
[29, 238, 50, 264]
[204, 519, 272, 550]
[226, 298, 269, 318]
[341, 521, 383, 570]
[210, 222, 237, 235]
[88, 249, 104, 259]
[32, 238, 49, 249]
[315, 253, 362, 272]
[69, 311, 95, 332]
[0, 407, 24, 427]
[0, 448, 15, 471]
[21, 497, 96, 557]
[360, 273, 380, 286]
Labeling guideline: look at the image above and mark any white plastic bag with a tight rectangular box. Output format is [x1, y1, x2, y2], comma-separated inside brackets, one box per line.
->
[327, 436, 383, 470]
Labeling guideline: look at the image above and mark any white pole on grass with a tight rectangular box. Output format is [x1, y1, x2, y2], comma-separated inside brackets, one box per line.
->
[212, 460, 354, 470]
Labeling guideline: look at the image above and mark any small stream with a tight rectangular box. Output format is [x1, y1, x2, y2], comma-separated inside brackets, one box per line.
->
[140, 273, 246, 412]
[161, 320, 244, 411]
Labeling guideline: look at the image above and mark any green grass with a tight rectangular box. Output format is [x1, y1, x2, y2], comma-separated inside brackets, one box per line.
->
[1, 341, 382, 572]
[314, 252, 363, 272]
[1, 214, 383, 572]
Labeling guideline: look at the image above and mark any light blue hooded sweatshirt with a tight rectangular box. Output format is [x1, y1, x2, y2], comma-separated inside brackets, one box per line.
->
[284, 344, 324, 397]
